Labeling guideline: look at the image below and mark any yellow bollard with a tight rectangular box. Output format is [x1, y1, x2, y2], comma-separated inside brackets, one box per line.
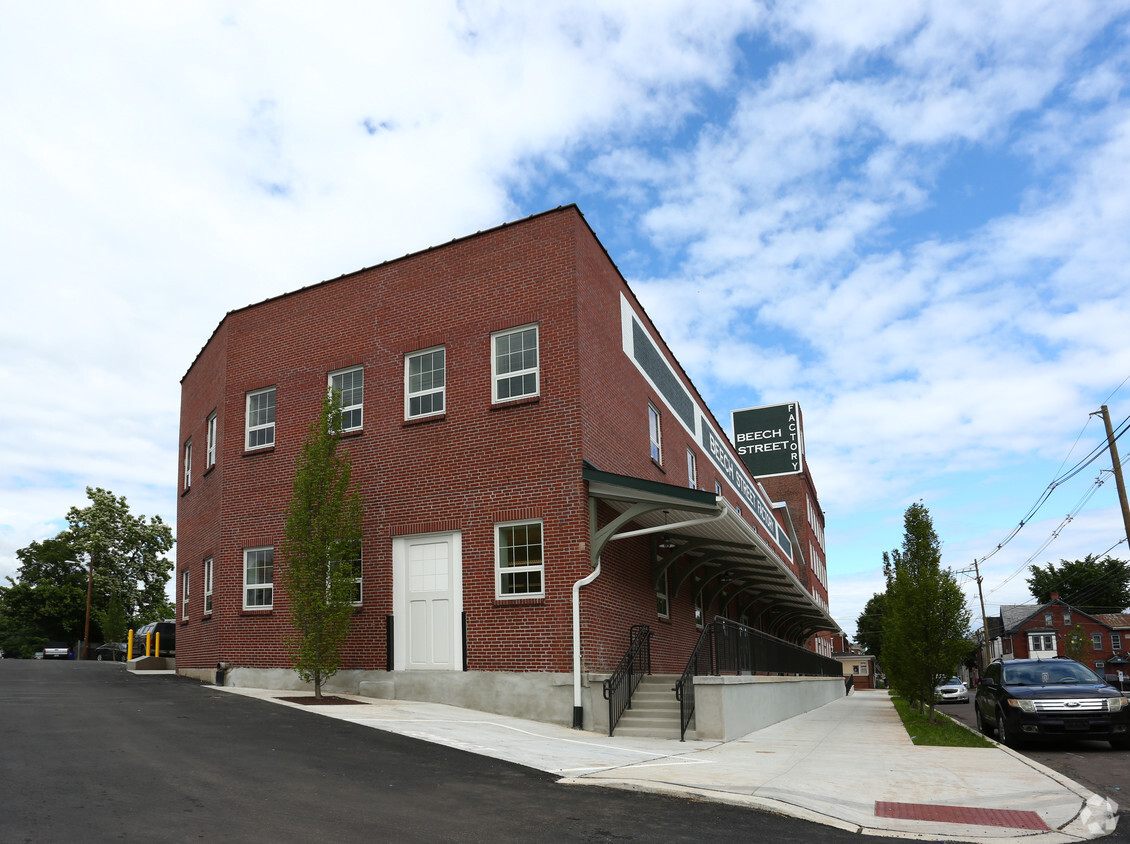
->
[155, 631, 160, 658]
[127, 629, 134, 660]
[146, 630, 152, 657]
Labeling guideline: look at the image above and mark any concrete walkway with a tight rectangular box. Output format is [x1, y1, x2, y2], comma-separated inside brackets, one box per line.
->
[216, 686, 1119, 842]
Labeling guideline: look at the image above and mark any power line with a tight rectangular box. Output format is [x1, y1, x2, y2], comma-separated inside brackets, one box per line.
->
[977, 413, 1130, 575]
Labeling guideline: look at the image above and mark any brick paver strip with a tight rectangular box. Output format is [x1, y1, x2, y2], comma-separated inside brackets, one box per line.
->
[875, 801, 1050, 831]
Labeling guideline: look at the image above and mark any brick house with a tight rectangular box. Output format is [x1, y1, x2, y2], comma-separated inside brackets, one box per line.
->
[175, 205, 838, 729]
[989, 594, 1128, 675]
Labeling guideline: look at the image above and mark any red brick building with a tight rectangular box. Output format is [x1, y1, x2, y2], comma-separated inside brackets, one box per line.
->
[176, 205, 837, 728]
[990, 595, 1128, 674]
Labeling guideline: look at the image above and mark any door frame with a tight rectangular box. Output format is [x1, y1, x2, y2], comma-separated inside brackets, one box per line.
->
[392, 531, 463, 671]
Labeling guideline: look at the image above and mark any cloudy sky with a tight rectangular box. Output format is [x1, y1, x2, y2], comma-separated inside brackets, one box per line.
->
[3, 1, 1130, 637]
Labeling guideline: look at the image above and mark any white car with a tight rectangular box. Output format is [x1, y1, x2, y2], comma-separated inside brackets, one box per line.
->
[934, 676, 969, 703]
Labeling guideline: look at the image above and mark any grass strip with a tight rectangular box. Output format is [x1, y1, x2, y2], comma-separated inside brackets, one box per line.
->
[890, 695, 994, 748]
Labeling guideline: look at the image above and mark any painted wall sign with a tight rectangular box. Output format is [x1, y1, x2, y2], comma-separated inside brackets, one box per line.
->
[732, 402, 803, 477]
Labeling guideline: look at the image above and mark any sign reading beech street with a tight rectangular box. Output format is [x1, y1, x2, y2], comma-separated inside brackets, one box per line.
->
[733, 403, 803, 477]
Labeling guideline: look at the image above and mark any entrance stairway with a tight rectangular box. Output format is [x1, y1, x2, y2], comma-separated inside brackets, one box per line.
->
[611, 674, 693, 740]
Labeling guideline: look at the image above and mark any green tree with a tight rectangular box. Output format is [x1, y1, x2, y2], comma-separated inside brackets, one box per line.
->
[855, 591, 887, 666]
[0, 489, 173, 657]
[65, 487, 175, 626]
[282, 392, 364, 699]
[97, 595, 129, 644]
[881, 502, 972, 721]
[1026, 554, 1130, 616]
[1064, 625, 1093, 663]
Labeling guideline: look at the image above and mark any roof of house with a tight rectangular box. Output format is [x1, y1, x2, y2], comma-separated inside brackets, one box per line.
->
[999, 599, 1111, 634]
[1095, 613, 1130, 629]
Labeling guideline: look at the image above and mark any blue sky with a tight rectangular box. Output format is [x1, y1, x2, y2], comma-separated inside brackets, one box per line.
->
[2, 1, 1130, 637]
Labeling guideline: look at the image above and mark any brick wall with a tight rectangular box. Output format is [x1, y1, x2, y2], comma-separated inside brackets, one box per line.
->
[177, 206, 828, 677]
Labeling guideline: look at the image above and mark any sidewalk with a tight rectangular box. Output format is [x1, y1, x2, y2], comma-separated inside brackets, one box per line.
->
[216, 686, 1119, 842]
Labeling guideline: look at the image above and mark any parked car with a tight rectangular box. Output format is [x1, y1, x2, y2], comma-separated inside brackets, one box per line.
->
[42, 642, 71, 659]
[975, 657, 1130, 749]
[934, 676, 969, 704]
[133, 621, 175, 657]
[95, 642, 128, 662]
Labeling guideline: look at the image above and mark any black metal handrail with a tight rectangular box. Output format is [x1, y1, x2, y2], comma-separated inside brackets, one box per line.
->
[602, 625, 652, 736]
[674, 623, 714, 742]
[674, 616, 845, 741]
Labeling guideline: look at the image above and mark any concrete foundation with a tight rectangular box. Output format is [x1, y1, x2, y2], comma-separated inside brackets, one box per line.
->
[692, 675, 845, 740]
[207, 668, 843, 738]
[220, 668, 605, 728]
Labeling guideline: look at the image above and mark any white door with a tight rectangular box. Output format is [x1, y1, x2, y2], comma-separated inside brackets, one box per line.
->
[393, 532, 462, 671]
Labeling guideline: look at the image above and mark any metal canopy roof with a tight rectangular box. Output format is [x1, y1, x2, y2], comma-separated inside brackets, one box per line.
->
[583, 465, 838, 639]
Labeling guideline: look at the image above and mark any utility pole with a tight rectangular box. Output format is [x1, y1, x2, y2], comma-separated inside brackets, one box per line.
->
[1097, 405, 1130, 552]
[959, 560, 992, 674]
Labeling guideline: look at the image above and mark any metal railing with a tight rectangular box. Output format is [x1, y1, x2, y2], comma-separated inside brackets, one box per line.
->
[674, 616, 845, 740]
[602, 625, 652, 736]
[674, 623, 714, 742]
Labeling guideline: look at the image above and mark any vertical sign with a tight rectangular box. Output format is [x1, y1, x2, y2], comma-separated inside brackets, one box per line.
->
[732, 402, 803, 477]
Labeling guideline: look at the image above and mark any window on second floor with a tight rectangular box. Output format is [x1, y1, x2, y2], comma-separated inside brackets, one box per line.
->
[183, 440, 192, 490]
[492, 325, 539, 402]
[206, 412, 217, 468]
[648, 402, 662, 464]
[1114, 633, 1123, 651]
[246, 387, 276, 450]
[686, 448, 697, 489]
[329, 367, 364, 431]
[405, 347, 445, 419]
[1093, 632, 1104, 650]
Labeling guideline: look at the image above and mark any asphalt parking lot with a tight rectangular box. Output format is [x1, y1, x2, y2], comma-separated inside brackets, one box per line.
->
[0, 660, 863, 843]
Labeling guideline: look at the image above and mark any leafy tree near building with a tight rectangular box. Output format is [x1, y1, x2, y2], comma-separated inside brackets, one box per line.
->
[0, 489, 173, 657]
[1064, 625, 1094, 664]
[855, 591, 887, 666]
[1026, 554, 1130, 616]
[65, 487, 175, 626]
[282, 392, 364, 699]
[881, 501, 972, 722]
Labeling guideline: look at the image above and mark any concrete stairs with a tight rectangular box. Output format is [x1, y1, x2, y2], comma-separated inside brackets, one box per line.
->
[612, 674, 694, 740]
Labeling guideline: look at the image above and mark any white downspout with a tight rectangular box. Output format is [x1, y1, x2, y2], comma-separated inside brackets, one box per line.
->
[571, 554, 602, 729]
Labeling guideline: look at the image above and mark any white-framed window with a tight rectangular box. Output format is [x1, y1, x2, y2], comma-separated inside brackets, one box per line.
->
[1029, 632, 1055, 653]
[405, 347, 445, 419]
[183, 440, 192, 490]
[206, 412, 217, 468]
[246, 387, 276, 450]
[686, 448, 697, 489]
[1063, 611, 1072, 627]
[648, 402, 662, 464]
[694, 590, 704, 628]
[492, 325, 539, 402]
[182, 569, 190, 620]
[715, 481, 723, 496]
[1114, 633, 1123, 651]
[656, 569, 669, 619]
[243, 547, 274, 609]
[203, 556, 213, 615]
[329, 367, 364, 431]
[1044, 612, 1053, 626]
[1093, 632, 1104, 650]
[332, 547, 363, 606]
[496, 520, 543, 598]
